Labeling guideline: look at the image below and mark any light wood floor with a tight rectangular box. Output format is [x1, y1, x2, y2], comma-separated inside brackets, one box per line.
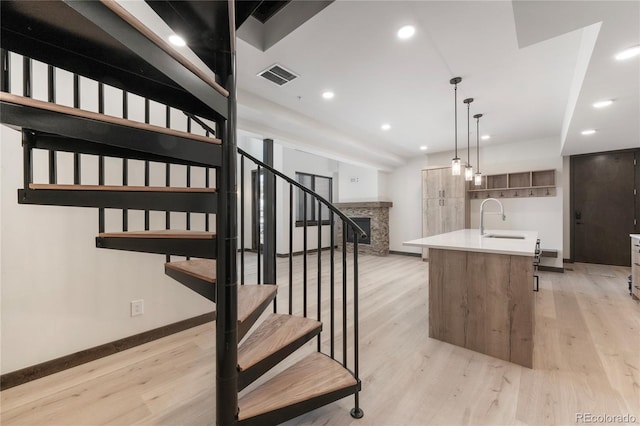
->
[2, 254, 639, 425]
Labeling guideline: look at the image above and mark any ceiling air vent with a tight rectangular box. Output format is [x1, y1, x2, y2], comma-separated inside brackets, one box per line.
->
[258, 64, 299, 86]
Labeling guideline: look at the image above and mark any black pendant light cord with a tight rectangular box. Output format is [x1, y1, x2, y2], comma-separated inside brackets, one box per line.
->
[476, 116, 480, 173]
[467, 101, 470, 166]
[463, 97, 473, 167]
[450, 77, 462, 161]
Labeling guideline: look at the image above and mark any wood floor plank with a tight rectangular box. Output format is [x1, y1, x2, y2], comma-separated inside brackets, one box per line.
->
[2, 256, 639, 426]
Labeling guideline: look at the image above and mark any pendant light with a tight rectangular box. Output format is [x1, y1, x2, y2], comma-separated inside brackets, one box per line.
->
[450, 77, 462, 175]
[463, 97, 474, 181]
[473, 113, 483, 186]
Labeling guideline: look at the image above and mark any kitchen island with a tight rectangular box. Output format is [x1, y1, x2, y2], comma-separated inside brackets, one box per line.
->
[405, 229, 538, 368]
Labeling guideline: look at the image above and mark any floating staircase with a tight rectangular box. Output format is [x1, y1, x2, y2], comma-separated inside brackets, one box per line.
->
[1, 1, 363, 424]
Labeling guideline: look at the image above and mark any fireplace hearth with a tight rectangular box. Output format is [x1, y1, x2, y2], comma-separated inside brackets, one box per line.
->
[335, 201, 392, 256]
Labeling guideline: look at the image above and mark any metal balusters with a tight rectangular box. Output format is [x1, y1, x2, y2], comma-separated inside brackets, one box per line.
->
[352, 234, 362, 417]
[97, 82, 105, 233]
[205, 129, 210, 233]
[22, 129, 34, 191]
[330, 211, 335, 358]
[317, 201, 322, 351]
[186, 116, 192, 235]
[165, 105, 171, 263]
[47, 65, 57, 185]
[256, 166, 261, 284]
[342, 225, 348, 368]
[240, 156, 245, 285]
[121, 90, 128, 231]
[288, 184, 293, 315]
[73, 75, 81, 185]
[0, 49, 9, 92]
[144, 99, 150, 230]
[23, 56, 31, 98]
[22, 59, 32, 194]
[303, 192, 308, 317]
[205, 165, 210, 232]
[234, 148, 364, 418]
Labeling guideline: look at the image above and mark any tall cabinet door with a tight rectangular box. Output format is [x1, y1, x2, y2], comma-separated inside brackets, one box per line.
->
[422, 167, 469, 260]
[424, 198, 443, 259]
[443, 198, 466, 232]
[425, 168, 443, 199]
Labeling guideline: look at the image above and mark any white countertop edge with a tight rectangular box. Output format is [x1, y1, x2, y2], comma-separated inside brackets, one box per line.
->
[404, 229, 538, 257]
[630, 234, 640, 240]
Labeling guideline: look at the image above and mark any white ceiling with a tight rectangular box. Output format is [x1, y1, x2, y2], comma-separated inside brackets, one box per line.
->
[236, 0, 640, 170]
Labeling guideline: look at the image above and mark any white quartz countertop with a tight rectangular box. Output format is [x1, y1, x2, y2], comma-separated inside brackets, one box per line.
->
[631, 234, 640, 241]
[404, 229, 539, 257]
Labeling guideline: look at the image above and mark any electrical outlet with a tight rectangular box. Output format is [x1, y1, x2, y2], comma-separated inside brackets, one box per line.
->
[131, 299, 144, 317]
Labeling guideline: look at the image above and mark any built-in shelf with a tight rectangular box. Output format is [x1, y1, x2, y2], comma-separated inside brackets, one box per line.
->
[468, 169, 556, 199]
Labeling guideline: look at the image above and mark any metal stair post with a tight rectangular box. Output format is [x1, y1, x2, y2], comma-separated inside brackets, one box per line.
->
[263, 138, 277, 286]
[217, 1, 238, 424]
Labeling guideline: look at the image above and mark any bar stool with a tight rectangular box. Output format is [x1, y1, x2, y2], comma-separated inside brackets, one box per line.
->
[533, 239, 541, 292]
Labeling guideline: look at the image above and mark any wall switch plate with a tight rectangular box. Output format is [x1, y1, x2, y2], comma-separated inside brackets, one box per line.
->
[131, 299, 144, 317]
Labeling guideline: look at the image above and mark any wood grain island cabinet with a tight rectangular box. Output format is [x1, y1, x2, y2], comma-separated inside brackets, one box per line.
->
[405, 229, 538, 368]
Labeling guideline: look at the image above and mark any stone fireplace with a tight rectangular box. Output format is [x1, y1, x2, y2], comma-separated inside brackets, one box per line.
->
[334, 201, 392, 256]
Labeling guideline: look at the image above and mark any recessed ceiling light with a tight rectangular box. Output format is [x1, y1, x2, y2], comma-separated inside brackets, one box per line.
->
[615, 45, 640, 60]
[581, 129, 597, 135]
[322, 91, 334, 100]
[168, 34, 186, 47]
[481, 135, 491, 140]
[593, 100, 613, 108]
[381, 123, 391, 131]
[420, 146, 428, 151]
[397, 25, 415, 40]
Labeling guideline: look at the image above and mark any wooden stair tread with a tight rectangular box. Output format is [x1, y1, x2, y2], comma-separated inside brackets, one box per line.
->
[238, 285, 278, 324]
[165, 259, 217, 283]
[0, 92, 221, 145]
[163, 258, 276, 334]
[238, 314, 321, 371]
[29, 184, 216, 193]
[98, 230, 215, 239]
[238, 352, 357, 421]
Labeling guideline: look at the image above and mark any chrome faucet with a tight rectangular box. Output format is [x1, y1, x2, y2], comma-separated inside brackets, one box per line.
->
[480, 198, 506, 235]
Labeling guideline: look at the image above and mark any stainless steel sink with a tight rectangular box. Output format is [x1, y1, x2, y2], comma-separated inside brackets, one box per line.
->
[483, 234, 526, 240]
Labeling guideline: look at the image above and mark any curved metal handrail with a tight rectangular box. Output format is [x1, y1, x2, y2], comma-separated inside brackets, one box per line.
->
[237, 147, 367, 240]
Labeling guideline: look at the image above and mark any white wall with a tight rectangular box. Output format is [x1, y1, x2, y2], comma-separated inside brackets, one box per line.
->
[386, 156, 427, 255]
[337, 163, 392, 203]
[387, 137, 565, 268]
[1, 55, 214, 373]
[337, 163, 378, 201]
